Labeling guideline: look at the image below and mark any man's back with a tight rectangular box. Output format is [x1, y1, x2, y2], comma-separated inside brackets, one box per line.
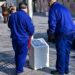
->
[48, 2, 75, 35]
[8, 10, 34, 40]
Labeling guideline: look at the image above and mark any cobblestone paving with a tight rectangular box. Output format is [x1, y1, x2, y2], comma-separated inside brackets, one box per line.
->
[0, 14, 75, 75]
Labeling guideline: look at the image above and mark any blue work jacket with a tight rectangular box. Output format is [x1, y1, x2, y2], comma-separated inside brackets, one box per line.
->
[8, 10, 34, 40]
[48, 2, 75, 36]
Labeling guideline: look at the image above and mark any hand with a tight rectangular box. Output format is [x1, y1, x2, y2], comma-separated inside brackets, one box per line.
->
[48, 34, 54, 42]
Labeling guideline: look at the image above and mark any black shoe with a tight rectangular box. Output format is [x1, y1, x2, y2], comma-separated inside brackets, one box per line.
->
[65, 71, 69, 74]
[51, 70, 64, 75]
[65, 72, 70, 75]
[65, 72, 69, 74]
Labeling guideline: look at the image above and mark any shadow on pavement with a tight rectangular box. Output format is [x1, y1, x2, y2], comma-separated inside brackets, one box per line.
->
[0, 51, 31, 75]
[38, 67, 54, 74]
[71, 56, 75, 59]
[0, 51, 16, 75]
[33, 12, 47, 17]
[0, 52, 14, 64]
[34, 33, 48, 41]
[0, 66, 16, 75]
[25, 60, 31, 68]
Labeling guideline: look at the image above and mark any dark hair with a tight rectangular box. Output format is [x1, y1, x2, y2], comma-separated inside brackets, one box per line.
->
[19, 2, 27, 9]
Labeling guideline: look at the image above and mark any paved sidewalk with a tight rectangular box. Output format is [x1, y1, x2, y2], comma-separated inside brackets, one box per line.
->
[0, 14, 75, 75]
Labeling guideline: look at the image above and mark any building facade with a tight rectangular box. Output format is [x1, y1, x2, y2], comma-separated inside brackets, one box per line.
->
[4, 0, 75, 16]
[35, 0, 75, 15]
[35, 0, 48, 13]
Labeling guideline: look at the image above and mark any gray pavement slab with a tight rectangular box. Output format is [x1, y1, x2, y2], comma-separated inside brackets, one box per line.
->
[0, 14, 75, 75]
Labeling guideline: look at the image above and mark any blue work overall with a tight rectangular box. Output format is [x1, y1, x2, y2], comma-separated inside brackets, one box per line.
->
[8, 10, 34, 73]
[48, 2, 75, 74]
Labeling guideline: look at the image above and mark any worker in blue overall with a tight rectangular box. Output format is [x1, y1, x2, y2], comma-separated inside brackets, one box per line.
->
[47, 0, 75, 75]
[8, 2, 34, 75]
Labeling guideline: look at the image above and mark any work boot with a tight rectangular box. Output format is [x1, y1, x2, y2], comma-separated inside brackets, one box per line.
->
[65, 72, 71, 75]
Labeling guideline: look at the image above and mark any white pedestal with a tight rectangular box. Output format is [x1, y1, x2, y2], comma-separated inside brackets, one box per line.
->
[29, 38, 49, 70]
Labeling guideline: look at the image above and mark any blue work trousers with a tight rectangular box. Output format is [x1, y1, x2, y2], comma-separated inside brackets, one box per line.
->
[12, 39, 28, 73]
[55, 33, 73, 74]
